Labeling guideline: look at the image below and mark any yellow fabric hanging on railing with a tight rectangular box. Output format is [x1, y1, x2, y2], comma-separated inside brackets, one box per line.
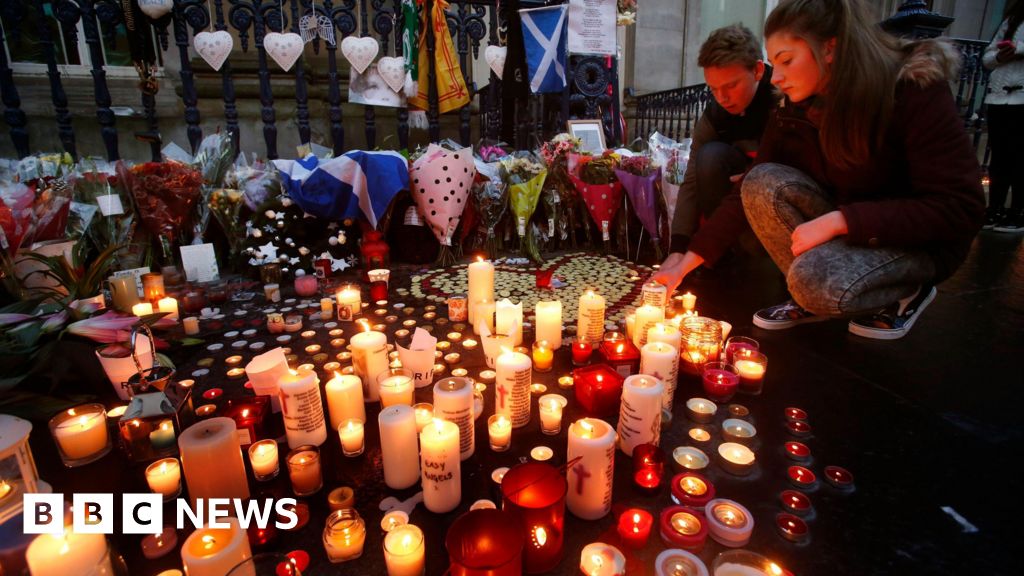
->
[408, 0, 471, 115]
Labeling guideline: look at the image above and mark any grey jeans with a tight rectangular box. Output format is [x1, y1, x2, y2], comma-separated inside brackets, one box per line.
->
[741, 163, 936, 316]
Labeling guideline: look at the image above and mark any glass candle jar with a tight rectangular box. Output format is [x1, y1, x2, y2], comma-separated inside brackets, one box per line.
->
[323, 508, 366, 563]
[286, 445, 323, 496]
[48, 403, 112, 467]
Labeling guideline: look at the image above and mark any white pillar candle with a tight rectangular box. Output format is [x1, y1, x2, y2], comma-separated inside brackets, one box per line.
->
[646, 323, 682, 352]
[51, 406, 109, 461]
[378, 405, 421, 489]
[535, 300, 563, 350]
[145, 457, 181, 499]
[383, 524, 425, 576]
[378, 372, 415, 408]
[325, 372, 366, 430]
[350, 326, 389, 402]
[625, 313, 635, 342]
[495, 349, 532, 429]
[633, 305, 665, 348]
[495, 298, 524, 346]
[132, 302, 154, 317]
[245, 347, 290, 412]
[26, 531, 112, 576]
[180, 518, 252, 576]
[616, 375, 665, 456]
[473, 299, 496, 335]
[320, 297, 334, 318]
[339, 419, 365, 456]
[481, 332, 513, 369]
[567, 418, 616, 520]
[157, 296, 179, 321]
[467, 257, 494, 327]
[178, 418, 250, 506]
[277, 368, 328, 449]
[335, 285, 362, 321]
[433, 377, 475, 460]
[577, 291, 606, 345]
[640, 341, 680, 413]
[247, 439, 279, 480]
[641, 281, 668, 309]
[419, 418, 461, 513]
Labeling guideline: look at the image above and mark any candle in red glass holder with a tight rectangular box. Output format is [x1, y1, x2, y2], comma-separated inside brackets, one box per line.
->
[670, 472, 715, 508]
[785, 407, 808, 421]
[824, 465, 855, 491]
[788, 466, 817, 489]
[572, 364, 625, 417]
[500, 462, 567, 574]
[617, 508, 654, 549]
[701, 362, 739, 403]
[224, 396, 270, 446]
[446, 508, 524, 576]
[632, 443, 665, 493]
[780, 490, 812, 516]
[360, 230, 390, 279]
[784, 441, 811, 463]
[598, 338, 640, 377]
[658, 507, 708, 552]
[775, 513, 809, 544]
[786, 420, 813, 437]
[246, 522, 278, 548]
[572, 339, 594, 366]
[723, 336, 758, 364]
[368, 269, 390, 302]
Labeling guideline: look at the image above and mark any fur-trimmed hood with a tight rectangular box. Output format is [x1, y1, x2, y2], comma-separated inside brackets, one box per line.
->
[897, 38, 961, 86]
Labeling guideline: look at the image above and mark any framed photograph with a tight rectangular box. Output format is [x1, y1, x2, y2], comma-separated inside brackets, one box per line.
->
[567, 119, 606, 155]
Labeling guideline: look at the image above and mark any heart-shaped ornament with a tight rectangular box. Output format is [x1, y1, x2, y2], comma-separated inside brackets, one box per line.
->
[138, 0, 174, 19]
[194, 30, 233, 71]
[377, 57, 406, 93]
[484, 45, 507, 80]
[340, 36, 379, 75]
[264, 31, 304, 71]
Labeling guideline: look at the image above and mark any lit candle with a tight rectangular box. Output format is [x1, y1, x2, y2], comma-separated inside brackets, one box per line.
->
[413, 403, 433, 433]
[132, 302, 154, 317]
[467, 257, 494, 328]
[571, 339, 593, 366]
[721, 419, 757, 444]
[338, 419, 365, 457]
[324, 508, 366, 563]
[641, 280, 668, 309]
[247, 439, 279, 481]
[579, 542, 626, 576]
[535, 300, 563, 350]
[335, 285, 361, 321]
[26, 531, 113, 576]
[433, 377, 475, 460]
[381, 510, 409, 532]
[532, 340, 554, 372]
[567, 418, 615, 520]
[681, 292, 696, 312]
[701, 362, 740, 403]
[658, 507, 708, 552]
[616, 375, 665, 457]
[320, 297, 334, 318]
[157, 296, 179, 321]
[178, 418, 250, 506]
[378, 405, 420, 490]
[538, 394, 567, 435]
[180, 518, 252, 576]
[141, 526, 178, 560]
[495, 298, 524, 346]
[495, 348, 532, 428]
[633, 304, 665, 348]
[145, 458, 181, 499]
[733, 351, 767, 395]
[647, 322, 682, 353]
[286, 446, 323, 496]
[461, 338, 478, 350]
[787, 465, 817, 489]
[148, 419, 177, 450]
[653, 548, 708, 576]
[670, 472, 716, 508]
[717, 442, 756, 476]
[487, 414, 511, 451]
[704, 499, 753, 548]
[824, 465, 855, 491]
[632, 443, 665, 493]
[481, 331, 512, 369]
[277, 368, 328, 449]
[383, 524, 425, 576]
[328, 486, 356, 511]
[378, 371, 415, 408]
[183, 316, 200, 335]
[530, 446, 554, 462]
[617, 509, 654, 549]
[640, 341, 679, 413]
[325, 372, 366, 430]
[49, 404, 110, 466]
[577, 291, 606, 345]
[780, 490, 812, 516]
[419, 418, 461, 513]
[473, 299, 496, 335]
[672, 446, 709, 472]
[350, 323, 389, 402]
[684, 398, 717, 424]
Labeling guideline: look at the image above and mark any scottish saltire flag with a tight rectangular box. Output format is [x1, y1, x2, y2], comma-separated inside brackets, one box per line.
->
[520, 5, 568, 94]
[272, 150, 408, 228]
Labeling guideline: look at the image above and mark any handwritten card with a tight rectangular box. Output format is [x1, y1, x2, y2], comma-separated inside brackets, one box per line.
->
[180, 243, 219, 283]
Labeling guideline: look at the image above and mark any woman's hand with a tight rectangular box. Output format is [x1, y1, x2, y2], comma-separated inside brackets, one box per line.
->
[650, 251, 704, 293]
[791, 211, 848, 256]
[996, 42, 1017, 64]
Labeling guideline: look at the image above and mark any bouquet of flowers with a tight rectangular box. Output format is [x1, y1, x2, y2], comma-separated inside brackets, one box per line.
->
[69, 159, 136, 267]
[569, 151, 623, 251]
[191, 132, 235, 241]
[617, 0, 637, 26]
[501, 153, 547, 262]
[616, 154, 665, 260]
[0, 153, 76, 256]
[227, 155, 281, 212]
[649, 131, 691, 234]
[540, 134, 583, 246]
[411, 143, 477, 266]
[117, 161, 203, 263]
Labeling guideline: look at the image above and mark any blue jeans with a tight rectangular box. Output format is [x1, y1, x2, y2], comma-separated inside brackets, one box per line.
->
[740, 163, 936, 316]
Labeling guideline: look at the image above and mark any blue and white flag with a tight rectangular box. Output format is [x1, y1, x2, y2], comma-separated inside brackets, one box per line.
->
[272, 150, 408, 227]
[520, 5, 568, 94]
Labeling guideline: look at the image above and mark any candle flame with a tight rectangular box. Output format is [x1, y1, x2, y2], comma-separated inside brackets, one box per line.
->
[78, 416, 88, 427]
[159, 462, 167, 474]
[533, 526, 547, 546]
[769, 563, 784, 576]
[432, 418, 445, 433]
[242, 409, 250, 418]
[68, 408, 76, 416]
[476, 256, 484, 262]
[347, 421, 357, 432]
[201, 534, 216, 549]
[500, 346, 513, 355]
[579, 419, 594, 438]
[402, 534, 412, 548]
[616, 343, 623, 354]
[59, 537, 69, 555]
[586, 290, 594, 298]
[358, 319, 371, 333]
[497, 415, 509, 427]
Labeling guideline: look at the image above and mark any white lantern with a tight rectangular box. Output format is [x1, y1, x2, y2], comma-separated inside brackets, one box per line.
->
[0, 414, 41, 524]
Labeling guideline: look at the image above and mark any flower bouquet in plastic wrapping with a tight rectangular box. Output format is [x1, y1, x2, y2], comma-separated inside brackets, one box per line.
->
[500, 153, 548, 262]
[616, 154, 664, 260]
[68, 159, 137, 268]
[569, 151, 622, 252]
[190, 132, 235, 242]
[410, 143, 477, 266]
[471, 167, 508, 259]
[649, 131, 690, 235]
[0, 153, 76, 255]
[116, 161, 203, 264]
[540, 133, 583, 247]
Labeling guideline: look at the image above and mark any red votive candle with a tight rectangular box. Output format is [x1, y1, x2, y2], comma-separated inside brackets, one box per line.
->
[775, 513, 810, 544]
[788, 465, 818, 490]
[617, 508, 654, 549]
[599, 338, 640, 377]
[370, 281, 388, 302]
[658, 506, 708, 552]
[701, 362, 739, 403]
[572, 364, 625, 417]
[784, 441, 811, 463]
[780, 490, 812, 516]
[632, 443, 664, 493]
[786, 420, 813, 437]
[723, 336, 758, 364]
[824, 465, 855, 491]
[572, 339, 594, 366]
[785, 407, 808, 421]
[446, 508, 524, 576]
[670, 472, 715, 508]
[202, 387, 223, 401]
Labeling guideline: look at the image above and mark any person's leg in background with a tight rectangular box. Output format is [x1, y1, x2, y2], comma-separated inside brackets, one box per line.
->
[992, 104, 1024, 232]
[985, 104, 1012, 229]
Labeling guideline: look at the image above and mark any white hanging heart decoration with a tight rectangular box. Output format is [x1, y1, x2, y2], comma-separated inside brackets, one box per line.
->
[341, 36, 379, 75]
[194, 30, 233, 71]
[138, 0, 174, 20]
[264, 31, 304, 71]
[376, 57, 406, 93]
[485, 45, 507, 80]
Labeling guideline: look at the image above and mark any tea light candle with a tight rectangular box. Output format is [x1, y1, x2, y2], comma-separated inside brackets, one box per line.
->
[141, 526, 178, 560]
[530, 445, 554, 462]
[684, 398, 717, 424]
[338, 419, 365, 456]
[328, 486, 355, 511]
[538, 394, 567, 435]
[658, 507, 708, 552]
[106, 405, 127, 419]
[381, 510, 409, 532]
[824, 465, 855, 490]
[681, 292, 697, 312]
[785, 406, 809, 421]
[224, 355, 243, 366]
[688, 427, 712, 446]
[721, 419, 757, 444]
[180, 518, 252, 576]
[461, 338, 478, 350]
[717, 443, 756, 476]
[337, 351, 353, 362]
[383, 524, 425, 576]
[286, 446, 323, 496]
[488, 414, 512, 451]
[444, 352, 461, 364]
[617, 509, 654, 548]
[579, 542, 626, 576]
[531, 340, 554, 372]
[157, 297, 179, 321]
[402, 319, 417, 327]
[479, 369, 496, 383]
[654, 548, 708, 576]
[413, 403, 433, 433]
[786, 420, 813, 437]
[788, 465, 817, 489]
[145, 458, 181, 499]
[446, 331, 462, 342]
[132, 302, 154, 317]
[670, 472, 715, 508]
[301, 330, 317, 339]
[149, 419, 177, 450]
[672, 446, 709, 472]
[183, 316, 200, 335]
[780, 490, 812, 516]
[451, 367, 468, 377]
[531, 383, 547, 395]
[195, 404, 217, 418]
[776, 512, 809, 543]
[558, 375, 574, 388]
[248, 439, 279, 481]
[727, 404, 750, 419]
[704, 499, 753, 547]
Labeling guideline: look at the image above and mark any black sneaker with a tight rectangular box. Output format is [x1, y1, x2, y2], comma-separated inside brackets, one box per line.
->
[993, 209, 1024, 233]
[848, 285, 937, 340]
[983, 208, 1005, 230]
[753, 299, 830, 330]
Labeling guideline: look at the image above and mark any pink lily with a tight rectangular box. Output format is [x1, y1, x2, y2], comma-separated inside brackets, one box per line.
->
[0, 313, 37, 327]
[65, 310, 141, 343]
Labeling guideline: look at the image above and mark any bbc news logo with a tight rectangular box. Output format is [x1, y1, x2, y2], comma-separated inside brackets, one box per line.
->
[23, 494, 298, 535]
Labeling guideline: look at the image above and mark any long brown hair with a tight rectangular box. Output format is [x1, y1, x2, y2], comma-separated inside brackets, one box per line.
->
[765, 0, 903, 169]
